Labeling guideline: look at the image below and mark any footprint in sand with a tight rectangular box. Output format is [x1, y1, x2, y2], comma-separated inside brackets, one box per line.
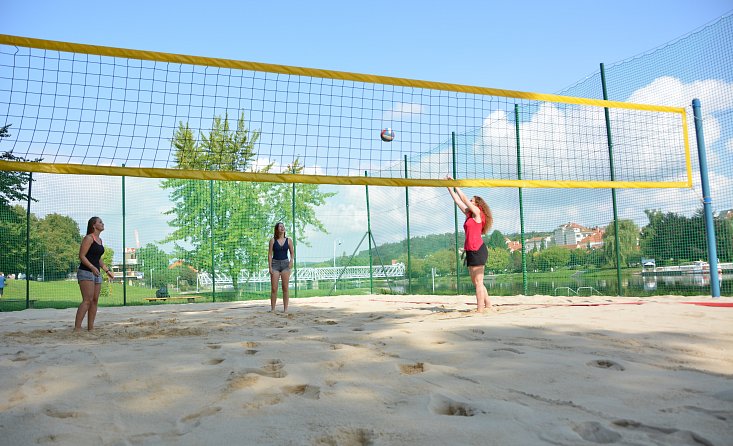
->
[43, 406, 83, 419]
[206, 343, 221, 349]
[282, 384, 321, 399]
[429, 393, 484, 417]
[612, 419, 713, 445]
[244, 359, 287, 378]
[180, 406, 222, 426]
[587, 359, 625, 371]
[313, 428, 375, 446]
[572, 421, 622, 443]
[205, 358, 225, 365]
[399, 362, 425, 375]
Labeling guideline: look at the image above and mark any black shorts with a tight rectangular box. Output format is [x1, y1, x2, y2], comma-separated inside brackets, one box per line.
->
[465, 243, 488, 267]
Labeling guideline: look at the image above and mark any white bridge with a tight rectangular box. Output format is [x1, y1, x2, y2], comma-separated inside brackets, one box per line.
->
[198, 263, 405, 287]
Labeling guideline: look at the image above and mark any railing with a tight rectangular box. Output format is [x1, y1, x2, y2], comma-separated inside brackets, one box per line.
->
[197, 263, 406, 287]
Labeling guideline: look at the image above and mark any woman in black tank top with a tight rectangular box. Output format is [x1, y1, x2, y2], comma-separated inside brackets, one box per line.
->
[268, 222, 295, 312]
[75, 217, 115, 331]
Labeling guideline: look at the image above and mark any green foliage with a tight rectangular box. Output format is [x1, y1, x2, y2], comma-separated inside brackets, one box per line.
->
[162, 113, 333, 289]
[136, 243, 170, 288]
[486, 247, 511, 272]
[486, 230, 507, 250]
[639, 209, 719, 264]
[535, 246, 571, 271]
[37, 213, 82, 279]
[0, 124, 41, 208]
[602, 219, 640, 267]
[0, 205, 30, 275]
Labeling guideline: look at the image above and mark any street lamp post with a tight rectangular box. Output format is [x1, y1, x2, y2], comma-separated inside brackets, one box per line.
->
[150, 268, 155, 289]
[333, 239, 342, 268]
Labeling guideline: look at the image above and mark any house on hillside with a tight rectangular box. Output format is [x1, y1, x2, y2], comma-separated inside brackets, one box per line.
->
[552, 223, 605, 249]
[524, 235, 552, 251]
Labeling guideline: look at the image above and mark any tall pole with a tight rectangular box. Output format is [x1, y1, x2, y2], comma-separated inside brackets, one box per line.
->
[451, 132, 460, 294]
[600, 63, 623, 296]
[692, 99, 721, 297]
[514, 105, 528, 295]
[404, 154, 412, 294]
[122, 164, 127, 305]
[291, 173, 297, 298]
[210, 179, 215, 302]
[365, 171, 374, 294]
[25, 172, 32, 308]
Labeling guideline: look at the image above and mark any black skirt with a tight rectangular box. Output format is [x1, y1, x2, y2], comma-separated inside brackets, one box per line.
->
[465, 243, 488, 267]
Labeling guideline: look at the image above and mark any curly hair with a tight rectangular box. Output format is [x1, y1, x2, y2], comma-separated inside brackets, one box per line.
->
[473, 196, 493, 235]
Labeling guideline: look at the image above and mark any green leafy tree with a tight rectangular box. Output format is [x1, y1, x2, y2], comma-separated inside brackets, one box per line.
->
[424, 248, 457, 276]
[602, 219, 640, 267]
[1, 124, 41, 208]
[0, 205, 32, 275]
[136, 243, 170, 288]
[486, 247, 511, 273]
[486, 230, 507, 250]
[35, 213, 82, 280]
[535, 246, 571, 271]
[640, 210, 696, 264]
[162, 113, 333, 291]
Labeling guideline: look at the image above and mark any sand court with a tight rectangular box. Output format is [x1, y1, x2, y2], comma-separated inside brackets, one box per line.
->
[1, 294, 731, 445]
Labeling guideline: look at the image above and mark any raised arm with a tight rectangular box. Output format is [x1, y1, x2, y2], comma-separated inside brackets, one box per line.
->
[446, 175, 468, 214]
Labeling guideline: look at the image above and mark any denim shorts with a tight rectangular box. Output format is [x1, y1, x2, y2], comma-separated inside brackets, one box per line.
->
[77, 268, 103, 284]
[271, 259, 291, 273]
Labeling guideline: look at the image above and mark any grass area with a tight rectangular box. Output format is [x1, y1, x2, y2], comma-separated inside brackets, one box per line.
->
[0, 279, 379, 311]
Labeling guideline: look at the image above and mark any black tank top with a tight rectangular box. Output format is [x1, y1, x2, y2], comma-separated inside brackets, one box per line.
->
[273, 238, 289, 260]
[79, 238, 104, 271]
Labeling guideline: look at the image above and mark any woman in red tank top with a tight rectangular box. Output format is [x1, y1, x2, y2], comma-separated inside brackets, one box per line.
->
[446, 176, 493, 312]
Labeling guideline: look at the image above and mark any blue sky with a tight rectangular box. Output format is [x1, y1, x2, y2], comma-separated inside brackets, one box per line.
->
[5, 1, 732, 94]
[4, 1, 733, 265]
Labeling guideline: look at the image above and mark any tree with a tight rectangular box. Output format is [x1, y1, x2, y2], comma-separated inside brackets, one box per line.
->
[424, 249, 456, 276]
[0, 205, 31, 275]
[36, 213, 82, 280]
[162, 113, 333, 292]
[486, 230, 507, 250]
[136, 243, 170, 288]
[640, 210, 697, 264]
[486, 247, 511, 273]
[602, 219, 640, 267]
[0, 124, 41, 209]
[536, 246, 571, 271]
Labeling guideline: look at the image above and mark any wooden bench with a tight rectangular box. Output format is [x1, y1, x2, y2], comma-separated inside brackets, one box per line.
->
[0, 299, 38, 308]
[144, 296, 200, 304]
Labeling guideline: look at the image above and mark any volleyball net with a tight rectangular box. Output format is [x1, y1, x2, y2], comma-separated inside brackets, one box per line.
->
[0, 34, 691, 189]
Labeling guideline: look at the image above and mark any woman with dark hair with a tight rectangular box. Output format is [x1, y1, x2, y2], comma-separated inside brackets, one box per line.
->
[446, 176, 494, 312]
[74, 217, 114, 331]
[268, 222, 294, 312]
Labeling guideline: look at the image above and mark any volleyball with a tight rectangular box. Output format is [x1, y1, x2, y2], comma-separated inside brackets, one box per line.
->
[380, 128, 395, 142]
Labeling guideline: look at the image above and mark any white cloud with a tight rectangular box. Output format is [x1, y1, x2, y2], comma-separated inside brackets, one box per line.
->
[382, 102, 425, 121]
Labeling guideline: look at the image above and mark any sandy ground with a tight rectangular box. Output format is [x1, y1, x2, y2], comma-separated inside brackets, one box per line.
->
[0, 294, 731, 446]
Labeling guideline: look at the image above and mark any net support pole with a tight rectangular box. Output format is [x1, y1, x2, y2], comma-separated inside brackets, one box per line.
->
[210, 179, 215, 302]
[25, 172, 32, 308]
[404, 155, 412, 294]
[365, 171, 373, 294]
[514, 105, 528, 295]
[692, 98, 721, 298]
[291, 175, 297, 298]
[600, 63, 623, 296]
[122, 164, 127, 305]
[452, 132, 460, 294]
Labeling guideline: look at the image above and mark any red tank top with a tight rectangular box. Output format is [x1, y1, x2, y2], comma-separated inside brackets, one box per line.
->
[463, 211, 485, 251]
